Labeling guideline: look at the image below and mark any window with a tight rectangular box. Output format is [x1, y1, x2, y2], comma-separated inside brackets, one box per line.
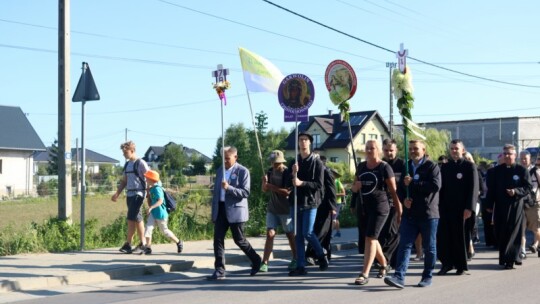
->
[361, 133, 366, 144]
[330, 157, 338, 163]
[312, 134, 321, 149]
[369, 134, 378, 140]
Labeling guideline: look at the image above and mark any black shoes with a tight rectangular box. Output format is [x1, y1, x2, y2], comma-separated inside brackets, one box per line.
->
[318, 255, 329, 271]
[119, 243, 132, 254]
[437, 266, 453, 275]
[289, 267, 308, 276]
[207, 270, 226, 280]
[177, 240, 184, 253]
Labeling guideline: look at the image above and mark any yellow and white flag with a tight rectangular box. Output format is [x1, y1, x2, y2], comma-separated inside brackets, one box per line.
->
[239, 47, 284, 94]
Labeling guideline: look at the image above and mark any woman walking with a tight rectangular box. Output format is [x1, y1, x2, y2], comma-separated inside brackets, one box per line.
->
[351, 140, 402, 285]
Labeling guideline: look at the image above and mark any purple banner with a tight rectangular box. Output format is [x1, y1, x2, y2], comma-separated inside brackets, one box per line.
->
[278, 74, 315, 114]
[284, 109, 308, 122]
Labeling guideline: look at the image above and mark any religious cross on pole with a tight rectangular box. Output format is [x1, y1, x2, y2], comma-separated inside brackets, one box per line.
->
[212, 64, 229, 83]
[212, 64, 230, 104]
[212, 64, 229, 180]
[396, 43, 408, 73]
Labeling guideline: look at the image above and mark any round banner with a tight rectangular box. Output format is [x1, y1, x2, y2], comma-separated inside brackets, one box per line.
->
[324, 60, 357, 105]
[278, 74, 315, 113]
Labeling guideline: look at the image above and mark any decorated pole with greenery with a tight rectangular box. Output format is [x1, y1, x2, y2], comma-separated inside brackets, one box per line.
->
[325, 60, 358, 169]
[392, 44, 425, 197]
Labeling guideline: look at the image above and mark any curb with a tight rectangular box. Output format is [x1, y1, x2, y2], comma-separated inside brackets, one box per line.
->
[0, 241, 358, 293]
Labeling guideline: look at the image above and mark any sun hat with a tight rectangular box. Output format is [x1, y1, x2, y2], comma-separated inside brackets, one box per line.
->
[269, 150, 286, 163]
[144, 170, 160, 182]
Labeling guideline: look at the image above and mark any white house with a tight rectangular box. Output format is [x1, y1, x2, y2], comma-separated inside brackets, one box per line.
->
[284, 110, 390, 173]
[0, 105, 46, 197]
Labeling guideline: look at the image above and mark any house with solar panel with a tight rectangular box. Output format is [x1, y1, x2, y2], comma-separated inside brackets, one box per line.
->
[283, 110, 390, 173]
[0, 105, 47, 198]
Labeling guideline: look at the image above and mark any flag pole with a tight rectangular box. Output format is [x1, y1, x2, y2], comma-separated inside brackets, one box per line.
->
[212, 64, 229, 180]
[221, 100, 225, 180]
[294, 111, 299, 235]
[243, 83, 265, 174]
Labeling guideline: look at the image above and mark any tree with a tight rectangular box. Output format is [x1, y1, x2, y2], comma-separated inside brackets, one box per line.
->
[395, 127, 451, 161]
[255, 111, 268, 135]
[47, 139, 59, 175]
[160, 143, 187, 174]
[191, 155, 207, 175]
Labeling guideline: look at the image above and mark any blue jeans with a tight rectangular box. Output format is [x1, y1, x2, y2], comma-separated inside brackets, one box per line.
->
[293, 208, 324, 268]
[393, 217, 439, 282]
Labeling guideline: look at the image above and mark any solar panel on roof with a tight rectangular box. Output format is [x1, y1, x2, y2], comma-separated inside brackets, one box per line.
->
[342, 115, 366, 127]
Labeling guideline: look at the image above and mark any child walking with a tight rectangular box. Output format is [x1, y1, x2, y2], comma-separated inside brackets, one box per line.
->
[143, 170, 183, 254]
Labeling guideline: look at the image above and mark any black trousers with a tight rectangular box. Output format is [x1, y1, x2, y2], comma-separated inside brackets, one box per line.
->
[481, 198, 497, 248]
[213, 202, 261, 272]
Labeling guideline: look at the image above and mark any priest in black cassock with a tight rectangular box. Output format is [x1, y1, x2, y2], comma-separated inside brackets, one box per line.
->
[485, 144, 532, 269]
[437, 139, 478, 275]
[380, 138, 405, 268]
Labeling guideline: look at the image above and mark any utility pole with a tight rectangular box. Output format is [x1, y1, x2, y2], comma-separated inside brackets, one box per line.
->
[58, 0, 72, 222]
[386, 62, 397, 138]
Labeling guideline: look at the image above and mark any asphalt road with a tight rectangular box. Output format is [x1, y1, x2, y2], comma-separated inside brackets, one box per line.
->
[7, 248, 540, 304]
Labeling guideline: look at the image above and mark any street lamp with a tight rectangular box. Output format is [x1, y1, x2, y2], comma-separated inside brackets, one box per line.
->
[512, 131, 516, 147]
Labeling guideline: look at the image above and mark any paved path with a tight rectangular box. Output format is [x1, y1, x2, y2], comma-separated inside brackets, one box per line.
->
[0, 228, 357, 294]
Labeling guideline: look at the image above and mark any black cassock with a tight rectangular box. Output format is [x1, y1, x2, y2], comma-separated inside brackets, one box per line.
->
[379, 157, 404, 267]
[437, 158, 478, 271]
[485, 164, 532, 266]
[306, 166, 336, 260]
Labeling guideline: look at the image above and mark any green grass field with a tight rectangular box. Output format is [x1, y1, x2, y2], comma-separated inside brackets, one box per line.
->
[0, 195, 127, 232]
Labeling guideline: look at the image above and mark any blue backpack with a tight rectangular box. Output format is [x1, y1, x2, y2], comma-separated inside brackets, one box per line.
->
[161, 187, 177, 213]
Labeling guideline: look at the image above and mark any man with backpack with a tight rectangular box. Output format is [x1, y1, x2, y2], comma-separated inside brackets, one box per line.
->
[111, 141, 150, 254]
[259, 150, 297, 272]
[287, 132, 328, 276]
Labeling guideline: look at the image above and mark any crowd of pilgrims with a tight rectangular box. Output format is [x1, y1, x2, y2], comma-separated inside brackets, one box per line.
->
[260, 135, 537, 289]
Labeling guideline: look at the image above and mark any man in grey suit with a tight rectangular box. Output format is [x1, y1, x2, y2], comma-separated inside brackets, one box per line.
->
[207, 146, 262, 280]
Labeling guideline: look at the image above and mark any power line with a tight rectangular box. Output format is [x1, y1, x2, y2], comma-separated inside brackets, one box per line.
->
[157, 0, 381, 63]
[262, 0, 540, 89]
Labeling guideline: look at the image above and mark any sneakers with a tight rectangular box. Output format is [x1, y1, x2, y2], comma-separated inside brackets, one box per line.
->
[528, 244, 538, 254]
[259, 263, 269, 272]
[318, 255, 329, 271]
[306, 257, 317, 266]
[142, 246, 152, 255]
[119, 243, 133, 254]
[133, 244, 151, 255]
[384, 276, 405, 289]
[334, 231, 342, 238]
[417, 278, 432, 287]
[288, 267, 308, 276]
[207, 270, 226, 280]
[288, 259, 297, 271]
[177, 240, 184, 253]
